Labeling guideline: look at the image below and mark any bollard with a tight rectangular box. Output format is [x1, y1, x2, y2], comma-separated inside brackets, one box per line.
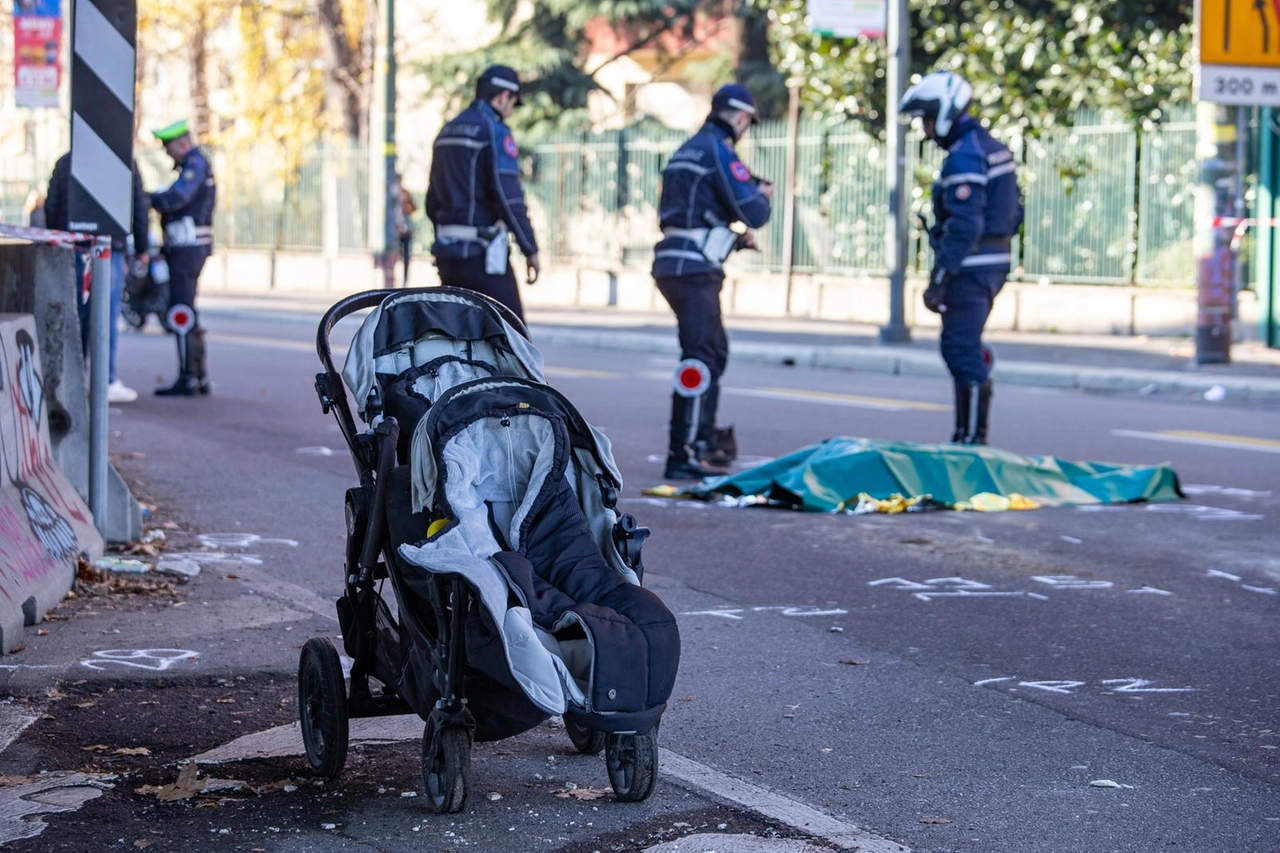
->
[88, 237, 110, 534]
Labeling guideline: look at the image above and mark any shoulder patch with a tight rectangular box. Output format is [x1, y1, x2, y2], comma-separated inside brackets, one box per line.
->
[182, 169, 195, 182]
[729, 161, 752, 183]
[954, 184, 972, 201]
[503, 135, 518, 158]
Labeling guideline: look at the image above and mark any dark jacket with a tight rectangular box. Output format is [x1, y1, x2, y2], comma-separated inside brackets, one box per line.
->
[931, 114, 1024, 276]
[43, 153, 150, 253]
[652, 117, 772, 279]
[149, 146, 216, 256]
[425, 99, 538, 260]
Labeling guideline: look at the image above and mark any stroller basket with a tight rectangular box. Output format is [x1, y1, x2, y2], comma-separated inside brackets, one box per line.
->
[302, 288, 679, 812]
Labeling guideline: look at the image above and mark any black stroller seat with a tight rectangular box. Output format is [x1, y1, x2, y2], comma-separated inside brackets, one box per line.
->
[399, 377, 680, 734]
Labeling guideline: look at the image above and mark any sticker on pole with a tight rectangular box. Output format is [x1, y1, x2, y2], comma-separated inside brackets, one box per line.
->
[166, 304, 195, 335]
[673, 359, 711, 398]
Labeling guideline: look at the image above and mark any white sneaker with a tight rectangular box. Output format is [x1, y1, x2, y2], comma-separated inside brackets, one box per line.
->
[107, 380, 138, 403]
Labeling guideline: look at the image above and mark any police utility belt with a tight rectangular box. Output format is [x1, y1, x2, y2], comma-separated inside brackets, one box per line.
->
[663, 226, 738, 267]
[437, 222, 509, 275]
[163, 216, 212, 248]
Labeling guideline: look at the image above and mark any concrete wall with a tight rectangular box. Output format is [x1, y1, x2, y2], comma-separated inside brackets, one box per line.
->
[0, 242, 142, 545]
[0, 313, 102, 652]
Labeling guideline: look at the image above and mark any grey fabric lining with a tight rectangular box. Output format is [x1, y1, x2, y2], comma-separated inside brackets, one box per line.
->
[341, 292, 544, 419]
[398, 413, 588, 714]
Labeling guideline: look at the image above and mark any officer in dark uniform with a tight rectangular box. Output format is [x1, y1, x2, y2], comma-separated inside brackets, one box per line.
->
[899, 71, 1023, 445]
[426, 64, 539, 322]
[149, 119, 217, 397]
[653, 83, 773, 479]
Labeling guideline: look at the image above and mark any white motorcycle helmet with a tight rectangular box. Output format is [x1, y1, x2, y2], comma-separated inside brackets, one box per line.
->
[898, 71, 973, 139]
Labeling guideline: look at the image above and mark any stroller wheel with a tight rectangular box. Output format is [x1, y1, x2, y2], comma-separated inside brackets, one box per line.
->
[298, 637, 349, 779]
[422, 716, 471, 813]
[564, 718, 605, 755]
[605, 729, 658, 802]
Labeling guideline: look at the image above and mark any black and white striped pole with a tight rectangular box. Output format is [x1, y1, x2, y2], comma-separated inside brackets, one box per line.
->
[67, 0, 136, 534]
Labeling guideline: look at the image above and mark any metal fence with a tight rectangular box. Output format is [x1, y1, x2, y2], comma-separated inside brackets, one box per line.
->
[1, 110, 1200, 286]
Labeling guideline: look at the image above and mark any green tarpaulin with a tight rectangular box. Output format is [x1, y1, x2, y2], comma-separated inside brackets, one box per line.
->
[684, 437, 1183, 512]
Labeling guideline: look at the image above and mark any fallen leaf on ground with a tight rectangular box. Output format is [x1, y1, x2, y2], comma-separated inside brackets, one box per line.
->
[133, 840, 153, 849]
[255, 778, 299, 795]
[0, 775, 33, 786]
[113, 747, 152, 757]
[552, 787, 612, 800]
[137, 762, 203, 802]
[81, 745, 111, 752]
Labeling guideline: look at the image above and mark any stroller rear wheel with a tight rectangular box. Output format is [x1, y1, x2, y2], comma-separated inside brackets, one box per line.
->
[605, 729, 658, 802]
[422, 716, 471, 813]
[298, 637, 349, 779]
[564, 718, 605, 755]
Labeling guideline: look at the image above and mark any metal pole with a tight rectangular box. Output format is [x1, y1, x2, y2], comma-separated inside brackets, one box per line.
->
[88, 237, 111, 534]
[781, 85, 800, 314]
[879, 0, 911, 343]
[1194, 100, 1236, 364]
[382, 0, 398, 289]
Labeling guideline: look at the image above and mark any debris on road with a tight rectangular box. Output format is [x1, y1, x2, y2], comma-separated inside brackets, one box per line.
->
[1088, 779, 1133, 789]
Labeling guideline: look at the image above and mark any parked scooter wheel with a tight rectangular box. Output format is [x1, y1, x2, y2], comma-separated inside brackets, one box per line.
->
[564, 718, 605, 755]
[298, 637, 349, 779]
[604, 729, 657, 802]
[422, 716, 471, 813]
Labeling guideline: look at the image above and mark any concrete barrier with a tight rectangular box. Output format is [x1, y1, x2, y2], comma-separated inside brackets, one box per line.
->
[0, 242, 142, 545]
[0, 313, 103, 652]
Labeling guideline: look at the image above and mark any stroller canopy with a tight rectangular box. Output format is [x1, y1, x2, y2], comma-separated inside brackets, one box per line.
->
[342, 289, 544, 423]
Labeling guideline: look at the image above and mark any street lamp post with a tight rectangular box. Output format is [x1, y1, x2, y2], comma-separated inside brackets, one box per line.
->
[879, 0, 911, 343]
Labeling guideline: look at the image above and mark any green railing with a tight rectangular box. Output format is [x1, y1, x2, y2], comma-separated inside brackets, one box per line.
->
[0, 110, 1201, 287]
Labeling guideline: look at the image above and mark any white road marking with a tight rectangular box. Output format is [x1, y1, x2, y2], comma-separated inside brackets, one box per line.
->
[1112, 429, 1280, 454]
[727, 387, 947, 412]
[658, 749, 907, 852]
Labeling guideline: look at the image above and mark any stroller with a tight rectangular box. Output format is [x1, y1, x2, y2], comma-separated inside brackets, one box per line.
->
[306, 287, 679, 811]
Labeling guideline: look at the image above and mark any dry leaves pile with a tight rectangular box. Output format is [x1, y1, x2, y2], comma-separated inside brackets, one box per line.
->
[135, 762, 300, 803]
[74, 558, 176, 598]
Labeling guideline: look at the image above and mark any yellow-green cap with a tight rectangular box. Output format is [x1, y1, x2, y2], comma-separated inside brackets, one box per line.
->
[152, 120, 190, 143]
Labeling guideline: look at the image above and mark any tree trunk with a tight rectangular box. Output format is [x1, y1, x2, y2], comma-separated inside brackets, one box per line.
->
[189, 5, 210, 136]
[318, 0, 365, 143]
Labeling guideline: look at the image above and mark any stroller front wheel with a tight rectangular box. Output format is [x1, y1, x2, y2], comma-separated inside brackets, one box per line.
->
[605, 729, 658, 802]
[422, 717, 471, 813]
[564, 718, 605, 755]
[298, 637, 349, 779]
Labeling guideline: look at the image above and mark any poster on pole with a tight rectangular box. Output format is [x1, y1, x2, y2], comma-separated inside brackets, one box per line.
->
[807, 0, 886, 39]
[13, 0, 62, 108]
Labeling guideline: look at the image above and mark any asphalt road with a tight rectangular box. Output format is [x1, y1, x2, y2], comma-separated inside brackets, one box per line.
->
[3, 308, 1277, 853]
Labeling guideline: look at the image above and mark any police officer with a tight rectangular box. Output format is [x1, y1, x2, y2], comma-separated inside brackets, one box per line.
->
[426, 65, 539, 322]
[149, 119, 217, 397]
[899, 71, 1023, 445]
[654, 83, 773, 480]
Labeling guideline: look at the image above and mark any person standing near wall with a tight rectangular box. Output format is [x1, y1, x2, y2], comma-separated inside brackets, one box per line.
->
[899, 71, 1023, 445]
[44, 153, 150, 403]
[653, 83, 773, 480]
[148, 119, 217, 397]
[425, 65, 540, 323]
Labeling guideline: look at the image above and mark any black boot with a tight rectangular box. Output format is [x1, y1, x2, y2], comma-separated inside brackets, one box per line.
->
[951, 381, 972, 443]
[189, 327, 211, 395]
[155, 334, 197, 396]
[693, 381, 737, 467]
[951, 380, 992, 445]
[665, 393, 728, 480]
[970, 380, 992, 445]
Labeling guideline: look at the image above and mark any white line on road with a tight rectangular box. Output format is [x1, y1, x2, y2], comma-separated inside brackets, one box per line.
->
[1112, 429, 1280, 454]
[659, 749, 908, 852]
[727, 387, 947, 412]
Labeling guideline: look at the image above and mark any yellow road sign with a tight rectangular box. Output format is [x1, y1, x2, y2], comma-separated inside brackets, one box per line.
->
[1200, 0, 1280, 68]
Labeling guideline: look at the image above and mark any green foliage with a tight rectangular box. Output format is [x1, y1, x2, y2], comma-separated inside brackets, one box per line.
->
[758, 0, 1194, 135]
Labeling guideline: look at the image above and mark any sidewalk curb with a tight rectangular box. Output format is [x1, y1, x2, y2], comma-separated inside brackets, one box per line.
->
[530, 325, 1280, 405]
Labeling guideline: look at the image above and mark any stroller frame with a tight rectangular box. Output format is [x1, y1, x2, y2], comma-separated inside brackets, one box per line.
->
[306, 287, 659, 812]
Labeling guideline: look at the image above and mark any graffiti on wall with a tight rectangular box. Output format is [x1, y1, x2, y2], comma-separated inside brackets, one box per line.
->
[0, 325, 83, 582]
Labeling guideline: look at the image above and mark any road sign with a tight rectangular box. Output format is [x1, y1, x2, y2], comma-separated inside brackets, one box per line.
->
[67, 0, 136, 237]
[807, 0, 885, 39]
[1198, 0, 1280, 105]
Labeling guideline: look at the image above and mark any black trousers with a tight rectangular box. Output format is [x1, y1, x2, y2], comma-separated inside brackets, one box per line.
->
[165, 248, 208, 321]
[436, 254, 524, 324]
[656, 272, 728, 452]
